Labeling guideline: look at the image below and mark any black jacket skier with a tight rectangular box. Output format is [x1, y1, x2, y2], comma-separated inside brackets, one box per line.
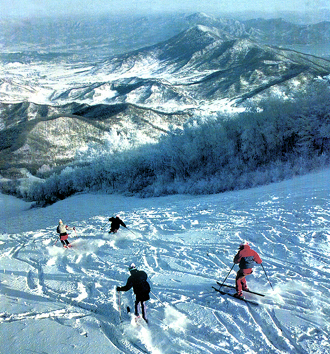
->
[109, 215, 126, 233]
[117, 263, 150, 322]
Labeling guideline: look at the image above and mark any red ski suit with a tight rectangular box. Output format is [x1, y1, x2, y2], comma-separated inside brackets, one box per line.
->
[233, 244, 262, 294]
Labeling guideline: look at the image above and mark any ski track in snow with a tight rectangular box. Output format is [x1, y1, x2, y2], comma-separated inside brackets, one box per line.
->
[1, 169, 330, 353]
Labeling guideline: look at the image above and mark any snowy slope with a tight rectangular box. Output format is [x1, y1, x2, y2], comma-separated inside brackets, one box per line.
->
[1, 168, 330, 353]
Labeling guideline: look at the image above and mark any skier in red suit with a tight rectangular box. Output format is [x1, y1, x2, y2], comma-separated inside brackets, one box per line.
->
[233, 241, 262, 298]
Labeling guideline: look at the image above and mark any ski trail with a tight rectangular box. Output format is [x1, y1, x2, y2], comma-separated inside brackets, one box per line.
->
[26, 269, 38, 290]
[246, 305, 307, 354]
[3, 230, 155, 353]
[213, 309, 258, 352]
[211, 310, 244, 354]
[97, 319, 143, 354]
[0, 308, 90, 323]
[2, 169, 330, 353]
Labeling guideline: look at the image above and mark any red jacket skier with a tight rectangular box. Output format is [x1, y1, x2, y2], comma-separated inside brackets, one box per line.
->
[233, 241, 262, 298]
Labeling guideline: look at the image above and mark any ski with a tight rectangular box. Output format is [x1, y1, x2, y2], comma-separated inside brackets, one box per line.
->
[212, 286, 259, 306]
[118, 290, 122, 323]
[216, 282, 265, 297]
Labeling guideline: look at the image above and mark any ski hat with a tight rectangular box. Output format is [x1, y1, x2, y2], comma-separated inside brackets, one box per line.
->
[240, 240, 249, 247]
[128, 263, 136, 271]
[59, 219, 63, 223]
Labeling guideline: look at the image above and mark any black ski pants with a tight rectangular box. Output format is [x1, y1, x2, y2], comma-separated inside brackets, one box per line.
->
[61, 239, 70, 246]
[134, 299, 147, 320]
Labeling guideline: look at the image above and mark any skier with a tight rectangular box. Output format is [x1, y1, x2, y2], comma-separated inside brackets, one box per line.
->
[56, 219, 75, 248]
[108, 215, 126, 234]
[116, 263, 150, 323]
[233, 241, 262, 298]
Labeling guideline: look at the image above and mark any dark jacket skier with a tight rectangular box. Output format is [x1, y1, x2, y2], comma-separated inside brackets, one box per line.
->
[109, 215, 126, 234]
[117, 263, 150, 322]
[233, 241, 262, 298]
[56, 219, 75, 248]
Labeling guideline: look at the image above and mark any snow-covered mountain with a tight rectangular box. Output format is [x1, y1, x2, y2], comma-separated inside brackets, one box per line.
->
[2, 13, 329, 58]
[3, 24, 329, 106]
[244, 18, 330, 46]
[1, 167, 329, 353]
[0, 101, 190, 178]
[1, 20, 330, 179]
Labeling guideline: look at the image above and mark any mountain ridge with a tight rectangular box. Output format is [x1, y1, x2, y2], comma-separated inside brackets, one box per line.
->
[2, 13, 330, 64]
[1, 22, 330, 179]
[0, 101, 191, 177]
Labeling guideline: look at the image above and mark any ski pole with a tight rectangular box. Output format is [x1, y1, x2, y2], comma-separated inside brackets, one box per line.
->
[101, 221, 109, 230]
[54, 235, 59, 246]
[117, 289, 122, 322]
[126, 228, 136, 236]
[218, 264, 235, 290]
[151, 291, 167, 307]
[261, 263, 274, 291]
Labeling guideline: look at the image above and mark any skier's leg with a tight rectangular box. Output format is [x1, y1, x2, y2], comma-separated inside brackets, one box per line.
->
[235, 270, 245, 295]
[241, 269, 252, 290]
[141, 301, 147, 322]
[134, 299, 140, 316]
[241, 277, 248, 290]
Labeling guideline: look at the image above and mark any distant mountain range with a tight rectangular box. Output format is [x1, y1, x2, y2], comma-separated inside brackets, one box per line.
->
[1, 12, 330, 62]
[244, 17, 330, 45]
[1, 14, 330, 180]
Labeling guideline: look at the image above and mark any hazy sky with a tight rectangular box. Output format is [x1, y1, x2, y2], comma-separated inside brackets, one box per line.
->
[0, 0, 329, 18]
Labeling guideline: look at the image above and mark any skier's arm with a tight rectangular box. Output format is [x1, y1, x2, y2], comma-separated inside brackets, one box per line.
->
[233, 251, 241, 264]
[254, 252, 262, 264]
[120, 220, 127, 228]
[65, 225, 75, 231]
[117, 277, 133, 292]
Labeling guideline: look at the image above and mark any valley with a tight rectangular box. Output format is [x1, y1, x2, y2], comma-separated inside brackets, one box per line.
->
[1, 13, 330, 179]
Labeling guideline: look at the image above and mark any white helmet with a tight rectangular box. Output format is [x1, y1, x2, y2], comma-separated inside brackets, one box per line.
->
[128, 263, 136, 271]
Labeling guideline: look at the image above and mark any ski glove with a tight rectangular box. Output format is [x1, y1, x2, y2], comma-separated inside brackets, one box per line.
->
[116, 286, 122, 291]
